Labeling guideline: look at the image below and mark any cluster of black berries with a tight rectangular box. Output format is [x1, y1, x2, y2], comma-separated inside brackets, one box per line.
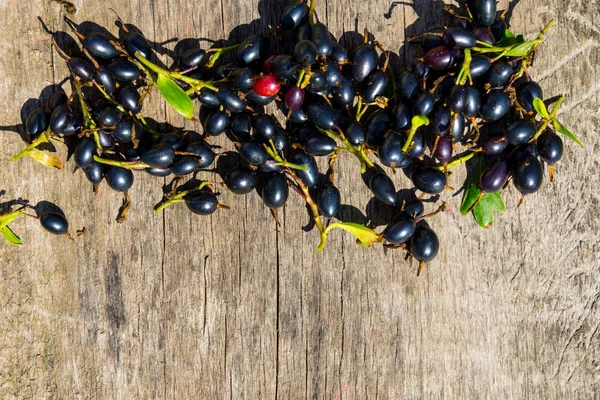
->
[9, 0, 578, 274]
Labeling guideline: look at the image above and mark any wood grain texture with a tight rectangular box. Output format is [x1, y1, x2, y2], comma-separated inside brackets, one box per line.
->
[0, 0, 598, 398]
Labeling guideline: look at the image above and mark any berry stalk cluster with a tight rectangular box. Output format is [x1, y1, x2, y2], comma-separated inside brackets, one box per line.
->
[6, 0, 581, 275]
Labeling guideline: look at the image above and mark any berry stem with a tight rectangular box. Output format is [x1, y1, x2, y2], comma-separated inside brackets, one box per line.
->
[11, 131, 50, 161]
[435, 150, 478, 170]
[319, 128, 374, 173]
[93, 155, 151, 170]
[206, 44, 240, 67]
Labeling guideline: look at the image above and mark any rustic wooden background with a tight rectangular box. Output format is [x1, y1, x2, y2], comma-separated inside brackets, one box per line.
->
[0, 0, 598, 398]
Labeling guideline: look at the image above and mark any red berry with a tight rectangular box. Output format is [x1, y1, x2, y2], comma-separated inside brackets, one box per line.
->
[253, 74, 280, 97]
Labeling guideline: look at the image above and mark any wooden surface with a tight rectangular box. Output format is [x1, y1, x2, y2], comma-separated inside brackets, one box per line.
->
[0, 0, 599, 398]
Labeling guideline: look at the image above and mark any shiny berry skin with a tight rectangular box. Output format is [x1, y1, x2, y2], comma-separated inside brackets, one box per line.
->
[294, 40, 318, 65]
[383, 216, 415, 244]
[125, 31, 152, 59]
[95, 66, 117, 94]
[469, 55, 491, 78]
[410, 225, 439, 262]
[325, 60, 342, 87]
[140, 144, 176, 168]
[113, 118, 134, 144]
[105, 166, 134, 192]
[74, 138, 96, 169]
[204, 110, 230, 136]
[369, 173, 397, 206]
[118, 86, 142, 114]
[216, 88, 246, 113]
[49, 105, 70, 133]
[97, 130, 115, 150]
[198, 88, 220, 108]
[411, 166, 446, 194]
[185, 192, 219, 215]
[443, 26, 476, 49]
[281, 1, 308, 30]
[517, 82, 543, 113]
[331, 78, 355, 106]
[47, 92, 68, 111]
[253, 74, 280, 97]
[472, 26, 496, 45]
[434, 135, 453, 164]
[485, 62, 513, 87]
[481, 135, 508, 155]
[262, 173, 289, 209]
[329, 42, 348, 64]
[83, 32, 119, 60]
[506, 120, 536, 145]
[308, 71, 330, 94]
[404, 200, 424, 218]
[186, 142, 215, 168]
[537, 131, 563, 165]
[449, 113, 466, 142]
[408, 131, 426, 158]
[225, 167, 258, 194]
[97, 106, 123, 128]
[307, 102, 337, 130]
[285, 86, 305, 110]
[272, 127, 288, 153]
[289, 149, 319, 188]
[312, 22, 332, 57]
[424, 46, 456, 70]
[480, 90, 511, 122]
[491, 17, 507, 42]
[304, 135, 336, 156]
[317, 184, 341, 218]
[68, 58, 95, 82]
[362, 70, 389, 103]
[365, 112, 391, 148]
[40, 212, 69, 235]
[463, 86, 481, 117]
[398, 71, 420, 101]
[146, 167, 171, 177]
[62, 113, 83, 137]
[431, 105, 451, 136]
[236, 35, 266, 65]
[229, 67, 254, 91]
[108, 58, 142, 83]
[479, 158, 509, 193]
[447, 85, 467, 113]
[170, 156, 199, 176]
[378, 133, 409, 168]
[345, 121, 366, 145]
[84, 161, 105, 185]
[468, 0, 497, 27]
[271, 55, 298, 80]
[239, 142, 268, 166]
[414, 92, 435, 117]
[253, 114, 277, 142]
[179, 48, 206, 69]
[246, 90, 275, 106]
[413, 60, 431, 78]
[351, 44, 378, 83]
[423, 35, 445, 51]
[159, 132, 184, 149]
[513, 155, 543, 195]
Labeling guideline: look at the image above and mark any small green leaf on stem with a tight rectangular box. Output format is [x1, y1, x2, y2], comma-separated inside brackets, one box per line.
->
[1, 225, 22, 245]
[472, 192, 505, 228]
[503, 39, 541, 57]
[28, 149, 64, 169]
[533, 98, 550, 119]
[156, 74, 195, 119]
[325, 222, 382, 248]
[553, 119, 583, 147]
[460, 180, 481, 216]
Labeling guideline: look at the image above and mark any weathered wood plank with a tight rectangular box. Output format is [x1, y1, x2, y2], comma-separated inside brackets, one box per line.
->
[0, 0, 598, 398]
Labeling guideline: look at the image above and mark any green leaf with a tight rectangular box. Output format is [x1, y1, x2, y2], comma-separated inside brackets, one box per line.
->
[1, 225, 22, 245]
[460, 180, 481, 216]
[503, 39, 542, 57]
[156, 73, 195, 119]
[472, 192, 505, 228]
[325, 222, 382, 248]
[504, 29, 515, 39]
[533, 98, 550, 119]
[412, 114, 430, 129]
[553, 119, 584, 147]
[28, 149, 64, 168]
